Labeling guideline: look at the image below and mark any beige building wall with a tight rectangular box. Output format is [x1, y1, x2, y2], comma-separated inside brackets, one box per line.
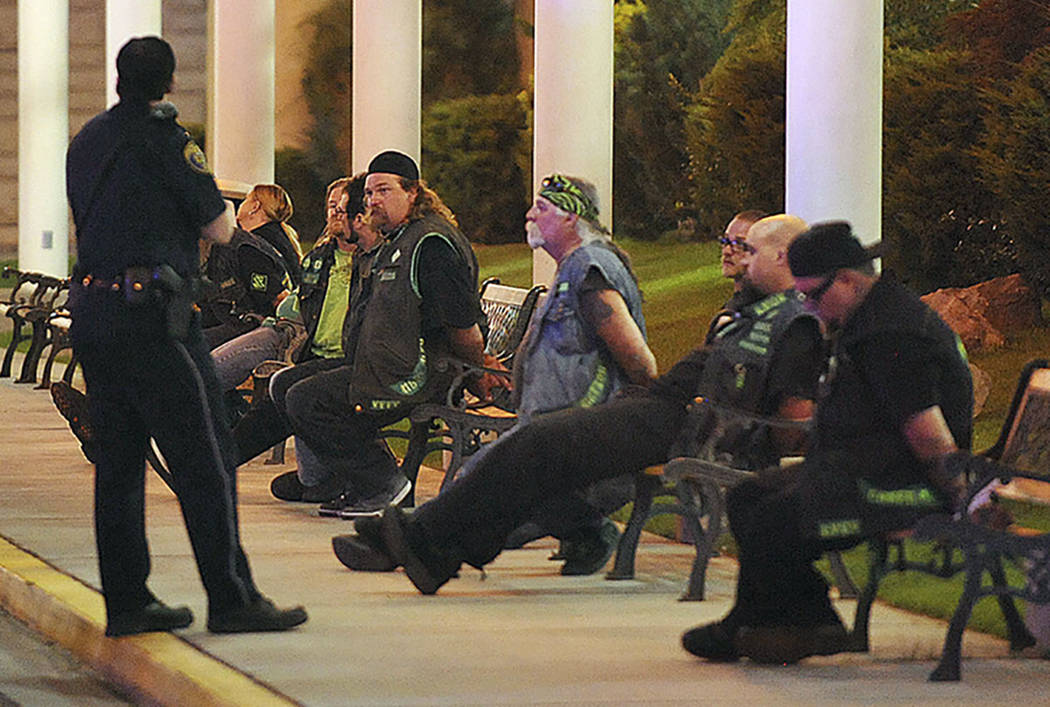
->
[0, 0, 312, 257]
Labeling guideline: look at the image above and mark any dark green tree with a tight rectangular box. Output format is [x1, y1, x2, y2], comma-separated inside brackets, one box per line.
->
[944, 0, 1050, 79]
[423, 0, 520, 105]
[975, 46, 1050, 297]
[299, 0, 352, 179]
[882, 46, 1014, 293]
[683, 6, 785, 235]
[422, 93, 530, 244]
[884, 0, 972, 51]
[613, 0, 733, 239]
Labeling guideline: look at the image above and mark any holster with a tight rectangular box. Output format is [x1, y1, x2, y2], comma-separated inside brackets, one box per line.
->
[127, 265, 198, 341]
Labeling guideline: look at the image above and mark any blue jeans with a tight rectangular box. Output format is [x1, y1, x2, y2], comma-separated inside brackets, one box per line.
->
[210, 325, 283, 391]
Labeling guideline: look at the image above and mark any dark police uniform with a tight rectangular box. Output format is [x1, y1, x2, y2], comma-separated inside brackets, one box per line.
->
[66, 98, 261, 620]
[721, 277, 973, 629]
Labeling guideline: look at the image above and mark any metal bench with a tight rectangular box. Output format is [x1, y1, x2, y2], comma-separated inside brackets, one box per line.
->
[18, 276, 70, 385]
[1, 269, 66, 380]
[604, 399, 834, 601]
[395, 279, 547, 502]
[904, 358, 1050, 681]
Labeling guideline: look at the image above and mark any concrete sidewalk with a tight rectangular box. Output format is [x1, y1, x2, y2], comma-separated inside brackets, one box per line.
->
[0, 359, 1046, 705]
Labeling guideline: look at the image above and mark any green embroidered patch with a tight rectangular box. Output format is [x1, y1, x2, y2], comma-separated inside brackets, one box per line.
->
[250, 273, 268, 291]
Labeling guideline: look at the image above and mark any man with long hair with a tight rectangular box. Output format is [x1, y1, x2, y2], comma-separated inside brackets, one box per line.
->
[284, 151, 500, 518]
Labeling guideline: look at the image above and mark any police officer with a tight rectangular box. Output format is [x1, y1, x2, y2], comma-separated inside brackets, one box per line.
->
[66, 36, 306, 637]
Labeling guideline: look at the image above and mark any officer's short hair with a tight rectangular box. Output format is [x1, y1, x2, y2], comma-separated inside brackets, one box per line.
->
[116, 36, 175, 102]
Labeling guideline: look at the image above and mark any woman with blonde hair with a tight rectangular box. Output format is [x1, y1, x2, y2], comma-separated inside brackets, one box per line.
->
[236, 183, 303, 286]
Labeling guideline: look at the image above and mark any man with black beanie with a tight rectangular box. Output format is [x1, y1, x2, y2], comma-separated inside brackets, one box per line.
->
[280, 150, 499, 518]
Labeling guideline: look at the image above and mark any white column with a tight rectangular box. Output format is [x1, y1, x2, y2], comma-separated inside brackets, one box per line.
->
[18, 0, 69, 277]
[786, 0, 883, 246]
[106, 0, 162, 108]
[206, 0, 275, 185]
[352, 0, 421, 173]
[532, 0, 613, 284]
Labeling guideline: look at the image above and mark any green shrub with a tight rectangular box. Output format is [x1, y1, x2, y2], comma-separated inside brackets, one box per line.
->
[275, 147, 331, 250]
[422, 93, 530, 244]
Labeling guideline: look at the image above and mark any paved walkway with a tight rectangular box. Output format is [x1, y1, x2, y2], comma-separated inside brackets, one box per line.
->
[0, 353, 1046, 705]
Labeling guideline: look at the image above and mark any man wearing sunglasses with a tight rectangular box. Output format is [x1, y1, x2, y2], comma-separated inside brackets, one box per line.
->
[341, 215, 824, 593]
[719, 210, 767, 310]
[680, 221, 973, 665]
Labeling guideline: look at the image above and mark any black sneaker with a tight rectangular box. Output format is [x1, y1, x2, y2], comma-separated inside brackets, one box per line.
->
[681, 621, 741, 662]
[335, 475, 412, 519]
[560, 518, 620, 576]
[271, 471, 346, 503]
[380, 507, 459, 595]
[105, 600, 193, 637]
[503, 521, 548, 550]
[207, 597, 308, 634]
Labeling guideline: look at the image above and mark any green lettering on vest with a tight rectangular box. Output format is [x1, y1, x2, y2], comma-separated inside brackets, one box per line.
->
[818, 519, 862, 538]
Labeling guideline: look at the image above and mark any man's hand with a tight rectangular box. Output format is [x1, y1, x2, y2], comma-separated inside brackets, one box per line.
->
[448, 325, 512, 401]
[467, 353, 512, 401]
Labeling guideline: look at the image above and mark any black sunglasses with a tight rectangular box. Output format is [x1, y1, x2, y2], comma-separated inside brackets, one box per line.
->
[803, 273, 838, 304]
[718, 236, 756, 254]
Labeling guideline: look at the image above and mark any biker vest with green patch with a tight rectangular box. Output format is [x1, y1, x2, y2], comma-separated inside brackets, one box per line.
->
[347, 214, 479, 412]
[696, 290, 816, 468]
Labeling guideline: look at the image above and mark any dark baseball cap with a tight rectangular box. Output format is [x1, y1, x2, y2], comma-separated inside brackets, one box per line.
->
[788, 221, 876, 277]
[367, 150, 419, 181]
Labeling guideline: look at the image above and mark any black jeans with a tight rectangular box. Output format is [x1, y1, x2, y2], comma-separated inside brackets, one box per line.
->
[231, 355, 344, 464]
[74, 298, 259, 618]
[283, 364, 404, 497]
[411, 395, 687, 567]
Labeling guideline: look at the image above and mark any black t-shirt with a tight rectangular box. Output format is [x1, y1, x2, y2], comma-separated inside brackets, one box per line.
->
[66, 100, 225, 279]
[414, 236, 479, 333]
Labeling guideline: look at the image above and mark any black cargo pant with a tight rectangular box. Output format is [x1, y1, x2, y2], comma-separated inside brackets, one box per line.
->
[73, 293, 260, 619]
[722, 454, 945, 629]
[410, 394, 688, 567]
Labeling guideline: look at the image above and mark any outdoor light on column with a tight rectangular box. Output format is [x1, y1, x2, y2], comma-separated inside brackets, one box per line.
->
[351, 0, 421, 172]
[18, 0, 69, 277]
[106, 0, 162, 108]
[786, 0, 883, 246]
[207, 0, 276, 185]
[533, 0, 613, 285]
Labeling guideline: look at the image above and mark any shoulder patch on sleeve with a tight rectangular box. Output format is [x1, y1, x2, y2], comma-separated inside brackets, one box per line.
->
[184, 140, 211, 175]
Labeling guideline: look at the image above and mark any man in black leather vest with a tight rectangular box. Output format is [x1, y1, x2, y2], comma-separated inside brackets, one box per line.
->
[282, 151, 502, 519]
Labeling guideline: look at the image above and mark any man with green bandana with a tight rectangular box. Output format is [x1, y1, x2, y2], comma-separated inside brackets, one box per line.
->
[334, 174, 657, 575]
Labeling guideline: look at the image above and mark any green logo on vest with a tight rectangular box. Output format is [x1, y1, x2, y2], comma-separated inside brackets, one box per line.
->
[818, 519, 861, 538]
